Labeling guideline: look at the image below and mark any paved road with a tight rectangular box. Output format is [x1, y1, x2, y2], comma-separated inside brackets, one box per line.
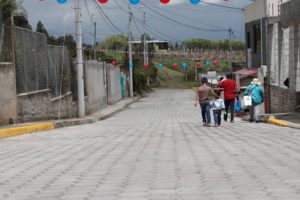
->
[1, 89, 300, 200]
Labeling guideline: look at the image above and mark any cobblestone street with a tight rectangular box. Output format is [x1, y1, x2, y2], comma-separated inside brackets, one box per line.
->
[0, 89, 300, 200]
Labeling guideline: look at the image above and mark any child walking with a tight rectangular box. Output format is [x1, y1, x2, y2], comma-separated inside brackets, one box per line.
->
[212, 90, 224, 127]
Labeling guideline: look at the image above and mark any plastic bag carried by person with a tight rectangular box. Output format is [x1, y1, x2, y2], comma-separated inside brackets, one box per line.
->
[235, 97, 242, 112]
[213, 99, 225, 110]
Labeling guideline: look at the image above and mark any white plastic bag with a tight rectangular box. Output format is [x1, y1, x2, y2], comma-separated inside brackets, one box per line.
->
[213, 99, 225, 110]
[243, 96, 252, 107]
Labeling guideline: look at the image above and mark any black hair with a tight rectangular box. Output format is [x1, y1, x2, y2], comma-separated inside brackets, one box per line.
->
[215, 90, 221, 96]
[226, 73, 233, 79]
[201, 77, 208, 84]
[219, 76, 224, 82]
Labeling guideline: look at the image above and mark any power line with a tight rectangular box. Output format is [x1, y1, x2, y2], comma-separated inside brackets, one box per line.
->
[91, 0, 117, 33]
[92, 0, 125, 34]
[83, 0, 94, 25]
[201, 0, 245, 11]
[140, 2, 227, 32]
[132, 15, 143, 35]
[142, 0, 227, 30]
[95, 2, 125, 34]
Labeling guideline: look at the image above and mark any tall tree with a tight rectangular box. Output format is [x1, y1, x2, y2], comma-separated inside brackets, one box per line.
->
[0, 0, 16, 19]
[36, 20, 49, 37]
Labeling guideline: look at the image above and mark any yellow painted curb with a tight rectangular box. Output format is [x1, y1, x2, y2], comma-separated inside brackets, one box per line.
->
[267, 117, 289, 127]
[0, 123, 55, 139]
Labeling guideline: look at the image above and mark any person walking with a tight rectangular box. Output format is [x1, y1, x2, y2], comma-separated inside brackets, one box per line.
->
[195, 77, 219, 127]
[212, 90, 225, 127]
[244, 78, 264, 123]
[219, 73, 236, 123]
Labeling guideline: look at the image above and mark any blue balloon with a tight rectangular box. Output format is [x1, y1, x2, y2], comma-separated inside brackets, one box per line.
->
[57, 0, 68, 4]
[129, 0, 140, 5]
[129, 63, 134, 68]
[205, 61, 211, 67]
[182, 63, 187, 68]
[190, 0, 201, 5]
[159, 63, 163, 68]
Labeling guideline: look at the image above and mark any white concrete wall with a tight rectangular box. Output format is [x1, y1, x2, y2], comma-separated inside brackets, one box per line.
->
[107, 65, 122, 105]
[245, 0, 287, 23]
[85, 61, 107, 114]
[0, 63, 17, 125]
[245, 0, 265, 23]
[270, 23, 280, 85]
[280, 28, 290, 87]
[297, 24, 300, 92]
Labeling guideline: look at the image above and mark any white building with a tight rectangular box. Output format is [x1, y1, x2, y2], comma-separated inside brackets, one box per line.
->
[245, 0, 300, 113]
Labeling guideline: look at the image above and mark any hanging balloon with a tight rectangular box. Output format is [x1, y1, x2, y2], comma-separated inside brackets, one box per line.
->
[182, 63, 187, 69]
[160, 0, 170, 4]
[213, 60, 219, 65]
[129, 0, 140, 5]
[196, 62, 201, 68]
[129, 63, 134, 68]
[143, 63, 149, 69]
[57, 0, 68, 3]
[173, 63, 177, 69]
[190, 0, 201, 4]
[159, 63, 163, 69]
[98, 0, 108, 4]
[112, 60, 116, 66]
[205, 61, 211, 67]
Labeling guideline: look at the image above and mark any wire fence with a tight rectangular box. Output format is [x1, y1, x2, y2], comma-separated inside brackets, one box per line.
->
[14, 26, 71, 96]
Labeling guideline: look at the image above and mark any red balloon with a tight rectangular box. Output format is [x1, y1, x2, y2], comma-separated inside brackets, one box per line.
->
[173, 63, 177, 68]
[196, 62, 201, 68]
[112, 60, 116, 66]
[143, 63, 149, 69]
[160, 0, 170, 4]
[98, 0, 108, 3]
[213, 60, 219, 65]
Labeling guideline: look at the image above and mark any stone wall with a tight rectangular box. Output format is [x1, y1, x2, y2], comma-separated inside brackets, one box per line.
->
[84, 61, 107, 114]
[0, 63, 17, 125]
[17, 89, 74, 122]
[270, 85, 297, 113]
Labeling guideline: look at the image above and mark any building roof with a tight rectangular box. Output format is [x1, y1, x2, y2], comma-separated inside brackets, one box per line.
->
[234, 68, 258, 77]
[130, 40, 169, 44]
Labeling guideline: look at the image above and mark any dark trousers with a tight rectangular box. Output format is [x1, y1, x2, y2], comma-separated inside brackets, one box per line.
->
[200, 102, 211, 124]
[224, 99, 235, 122]
[213, 110, 222, 126]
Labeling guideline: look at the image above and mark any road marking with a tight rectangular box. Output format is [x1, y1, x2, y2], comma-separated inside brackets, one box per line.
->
[0, 123, 55, 139]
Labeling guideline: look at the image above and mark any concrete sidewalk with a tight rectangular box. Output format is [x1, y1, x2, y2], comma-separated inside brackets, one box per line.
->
[0, 97, 139, 139]
[242, 112, 300, 129]
[267, 113, 300, 129]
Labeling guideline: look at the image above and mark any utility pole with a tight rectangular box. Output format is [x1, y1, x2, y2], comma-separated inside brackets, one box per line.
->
[92, 14, 97, 60]
[194, 53, 197, 82]
[128, 5, 134, 98]
[228, 28, 233, 72]
[143, 11, 150, 85]
[75, 0, 85, 118]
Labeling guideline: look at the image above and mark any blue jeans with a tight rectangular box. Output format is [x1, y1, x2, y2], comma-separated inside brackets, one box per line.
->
[213, 110, 222, 126]
[200, 102, 211, 124]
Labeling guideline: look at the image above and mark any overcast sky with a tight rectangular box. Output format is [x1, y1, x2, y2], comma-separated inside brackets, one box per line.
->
[21, 0, 252, 43]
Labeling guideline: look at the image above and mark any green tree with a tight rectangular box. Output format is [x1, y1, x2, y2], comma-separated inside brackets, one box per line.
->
[182, 38, 245, 51]
[36, 20, 49, 37]
[0, 0, 16, 19]
[98, 35, 127, 50]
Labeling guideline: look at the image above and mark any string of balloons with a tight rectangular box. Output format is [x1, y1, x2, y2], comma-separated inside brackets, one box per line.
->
[57, 0, 230, 5]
